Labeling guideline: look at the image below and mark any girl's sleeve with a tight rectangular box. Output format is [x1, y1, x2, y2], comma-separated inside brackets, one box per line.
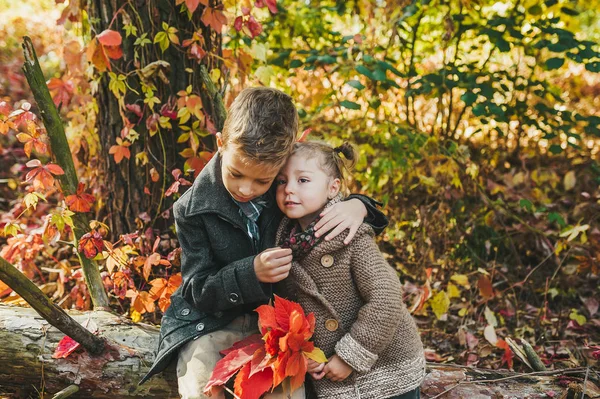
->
[174, 202, 270, 313]
[334, 230, 404, 373]
[346, 194, 388, 235]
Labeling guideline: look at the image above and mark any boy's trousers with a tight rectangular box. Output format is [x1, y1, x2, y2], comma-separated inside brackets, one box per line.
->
[177, 313, 306, 399]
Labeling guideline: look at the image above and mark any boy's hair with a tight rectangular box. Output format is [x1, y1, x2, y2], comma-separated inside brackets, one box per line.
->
[291, 141, 357, 193]
[221, 87, 298, 166]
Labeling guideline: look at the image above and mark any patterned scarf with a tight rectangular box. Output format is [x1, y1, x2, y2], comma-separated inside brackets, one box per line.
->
[279, 217, 322, 260]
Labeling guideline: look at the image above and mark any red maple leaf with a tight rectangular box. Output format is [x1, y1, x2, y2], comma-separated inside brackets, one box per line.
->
[204, 341, 264, 395]
[52, 335, 81, 359]
[65, 182, 96, 212]
[78, 229, 105, 259]
[201, 7, 228, 32]
[25, 159, 65, 191]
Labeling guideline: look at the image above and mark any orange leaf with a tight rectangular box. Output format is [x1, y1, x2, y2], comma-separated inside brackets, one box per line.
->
[143, 252, 161, 281]
[25, 160, 64, 191]
[86, 38, 111, 72]
[286, 351, 307, 392]
[256, 303, 278, 334]
[271, 350, 289, 388]
[109, 139, 131, 164]
[127, 289, 156, 314]
[184, 0, 208, 13]
[65, 182, 96, 212]
[478, 274, 494, 299]
[78, 230, 105, 259]
[97, 29, 122, 46]
[201, 7, 227, 32]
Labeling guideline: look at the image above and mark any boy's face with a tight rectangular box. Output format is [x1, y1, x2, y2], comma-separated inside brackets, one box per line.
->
[275, 154, 340, 230]
[217, 136, 281, 202]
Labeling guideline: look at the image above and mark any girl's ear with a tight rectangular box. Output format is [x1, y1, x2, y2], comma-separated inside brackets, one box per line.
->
[328, 178, 341, 199]
[216, 132, 224, 152]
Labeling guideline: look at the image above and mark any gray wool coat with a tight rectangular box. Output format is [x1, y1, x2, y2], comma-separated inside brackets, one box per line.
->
[140, 153, 389, 385]
[276, 218, 426, 399]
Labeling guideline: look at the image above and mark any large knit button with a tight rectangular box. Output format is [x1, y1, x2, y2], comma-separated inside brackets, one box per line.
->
[196, 322, 205, 332]
[325, 319, 339, 331]
[320, 254, 334, 268]
[180, 308, 190, 316]
[229, 293, 240, 303]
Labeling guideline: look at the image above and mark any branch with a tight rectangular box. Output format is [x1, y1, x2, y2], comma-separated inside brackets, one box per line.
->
[0, 257, 105, 355]
[21, 36, 109, 309]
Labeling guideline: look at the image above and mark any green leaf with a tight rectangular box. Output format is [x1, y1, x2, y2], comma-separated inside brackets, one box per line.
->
[561, 7, 579, 16]
[548, 212, 566, 227]
[355, 65, 375, 80]
[528, 5, 543, 15]
[549, 144, 563, 154]
[289, 59, 303, 68]
[519, 199, 533, 212]
[372, 68, 387, 81]
[546, 57, 565, 70]
[472, 103, 486, 116]
[347, 80, 365, 90]
[461, 91, 477, 106]
[585, 62, 600, 73]
[340, 100, 361, 110]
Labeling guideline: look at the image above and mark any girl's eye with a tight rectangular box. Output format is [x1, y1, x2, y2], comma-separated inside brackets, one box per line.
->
[299, 178, 309, 183]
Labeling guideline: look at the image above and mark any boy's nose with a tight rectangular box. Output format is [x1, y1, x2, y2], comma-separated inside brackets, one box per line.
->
[239, 184, 252, 196]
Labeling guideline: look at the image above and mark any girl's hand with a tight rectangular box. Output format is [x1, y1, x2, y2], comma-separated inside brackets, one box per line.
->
[323, 355, 353, 382]
[314, 199, 366, 244]
[307, 359, 326, 380]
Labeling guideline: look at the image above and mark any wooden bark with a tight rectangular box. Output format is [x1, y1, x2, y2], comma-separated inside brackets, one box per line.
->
[0, 305, 177, 398]
[1, 306, 595, 399]
[87, 0, 224, 238]
[21, 36, 109, 309]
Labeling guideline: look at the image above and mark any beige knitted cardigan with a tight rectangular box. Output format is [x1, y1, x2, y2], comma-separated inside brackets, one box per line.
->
[276, 218, 426, 399]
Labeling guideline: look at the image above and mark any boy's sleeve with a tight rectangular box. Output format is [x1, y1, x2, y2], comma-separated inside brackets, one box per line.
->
[174, 205, 269, 313]
[334, 231, 403, 373]
[346, 194, 388, 235]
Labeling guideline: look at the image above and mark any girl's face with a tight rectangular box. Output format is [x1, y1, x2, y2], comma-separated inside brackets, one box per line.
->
[276, 153, 340, 230]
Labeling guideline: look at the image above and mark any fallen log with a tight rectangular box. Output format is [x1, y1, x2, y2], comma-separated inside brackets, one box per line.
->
[1, 305, 597, 398]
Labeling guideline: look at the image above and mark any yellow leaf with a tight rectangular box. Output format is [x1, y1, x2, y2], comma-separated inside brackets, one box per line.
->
[450, 274, 470, 288]
[254, 65, 274, 85]
[304, 347, 328, 364]
[458, 307, 468, 317]
[446, 283, 461, 299]
[131, 309, 142, 323]
[563, 170, 576, 191]
[430, 291, 449, 320]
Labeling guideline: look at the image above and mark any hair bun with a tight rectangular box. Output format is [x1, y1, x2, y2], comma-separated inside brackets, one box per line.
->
[334, 142, 357, 163]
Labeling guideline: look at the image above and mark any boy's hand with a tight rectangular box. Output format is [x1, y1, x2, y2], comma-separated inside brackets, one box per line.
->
[307, 359, 326, 380]
[253, 247, 292, 283]
[323, 355, 353, 382]
[314, 199, 367, 244]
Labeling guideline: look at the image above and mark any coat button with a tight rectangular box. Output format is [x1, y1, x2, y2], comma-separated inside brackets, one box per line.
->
[325, 319, 339, 331]
[196, 322, 205, 332]
[229, 293, 239, 303]
[181, 308, 190, 316]
[321, 254, 334, 268]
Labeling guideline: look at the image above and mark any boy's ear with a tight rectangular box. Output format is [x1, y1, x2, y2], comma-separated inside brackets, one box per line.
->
[216, 132, 223, 151]
[328, 178, 341, 199]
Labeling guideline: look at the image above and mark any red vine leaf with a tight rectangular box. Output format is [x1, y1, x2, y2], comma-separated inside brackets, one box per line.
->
[65, 182, 96, 213]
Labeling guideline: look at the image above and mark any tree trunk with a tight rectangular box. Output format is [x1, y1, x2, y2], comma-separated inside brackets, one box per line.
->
[1, 305, 595, 399]
[86, 0, 224, 238]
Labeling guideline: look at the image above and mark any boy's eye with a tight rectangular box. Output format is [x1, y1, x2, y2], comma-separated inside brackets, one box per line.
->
[276, 179, 286, 185]
[257, 180, 271, 185]
[229, 171, 241, 178]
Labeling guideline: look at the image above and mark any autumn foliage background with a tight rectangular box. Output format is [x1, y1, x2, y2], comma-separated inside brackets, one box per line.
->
[0, 0, 599, 378]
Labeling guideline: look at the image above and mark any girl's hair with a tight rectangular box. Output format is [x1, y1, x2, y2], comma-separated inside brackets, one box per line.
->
[291, 141, 357, 193]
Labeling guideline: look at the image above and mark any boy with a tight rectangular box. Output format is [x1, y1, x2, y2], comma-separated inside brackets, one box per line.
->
[140, 87, 387, 398]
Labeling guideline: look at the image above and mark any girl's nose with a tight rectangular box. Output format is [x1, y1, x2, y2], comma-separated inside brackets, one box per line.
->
[284, 182, 294, 194]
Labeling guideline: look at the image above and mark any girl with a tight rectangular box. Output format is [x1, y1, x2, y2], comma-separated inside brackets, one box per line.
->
[275, 141, 426, 399]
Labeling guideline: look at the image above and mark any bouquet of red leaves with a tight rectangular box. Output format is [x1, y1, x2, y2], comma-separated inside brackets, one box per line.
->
[203, 295, 327, 399]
